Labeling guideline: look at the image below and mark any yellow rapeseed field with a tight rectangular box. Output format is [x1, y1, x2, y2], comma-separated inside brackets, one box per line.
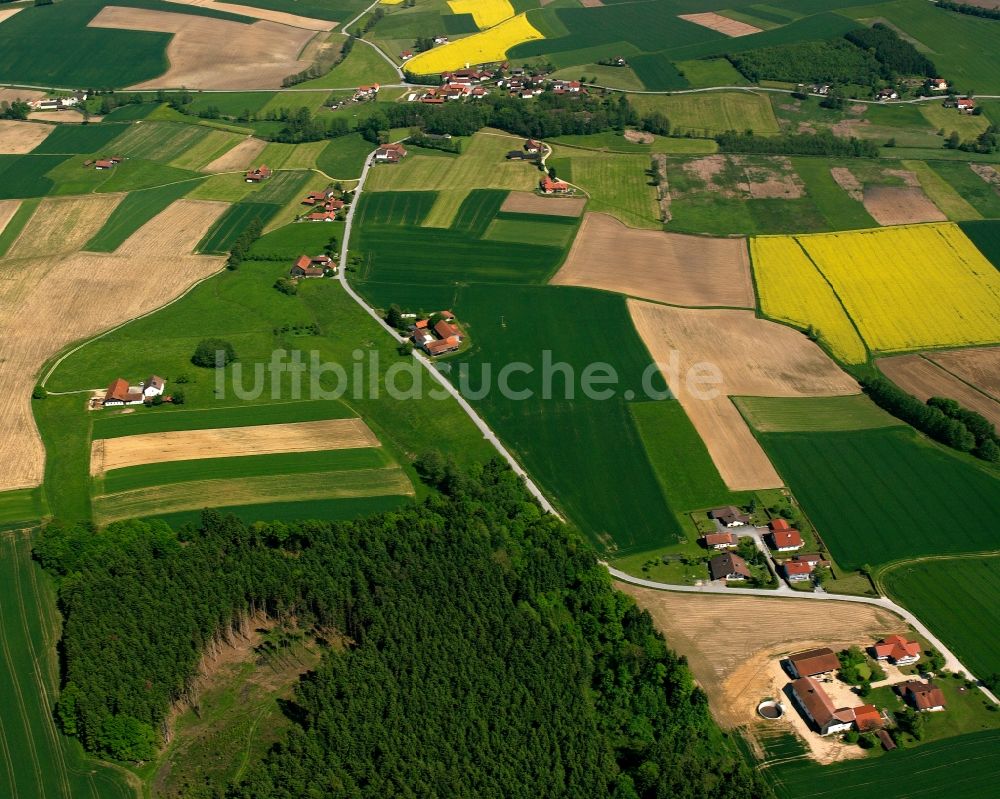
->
[798, 223, 1000, 354]
[750, 236, 869, 364]
[448, 0, 515, 29]
[404, 13, 543, 74]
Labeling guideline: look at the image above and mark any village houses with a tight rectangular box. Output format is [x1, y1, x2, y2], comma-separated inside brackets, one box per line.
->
[790, 676, 857, 736]
[787, 647, 840, 679]
[768, 519, 804, 551]
[701, 532, 737, 550]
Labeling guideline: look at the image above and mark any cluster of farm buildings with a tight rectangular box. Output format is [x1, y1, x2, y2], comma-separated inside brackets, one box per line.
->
[403, 65, 586, 104]
[84, 154, 125, 170]
[300, 188, 346, 221]
[409, 311, 463, 357]
[782, 637, 946, 747]
[97, 375, 166, 408]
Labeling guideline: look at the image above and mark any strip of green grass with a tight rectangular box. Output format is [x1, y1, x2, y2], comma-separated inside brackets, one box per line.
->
[198, 201, 279, 253]
[85, 180, 203, 252]
[932, 162, 1000, 219]
[451, 189, 508, 237]
[0, 489, 44, 529]
[792, 157, 876, 231]
[483, 217, 577, 247]
[100, 447, 388, 494]
[315, 133, 373, 179]
[249, 219, 343, 259]
[0, 154, 66, 199]
[735, 395, 901, 433]
[0, 198, 40, 256]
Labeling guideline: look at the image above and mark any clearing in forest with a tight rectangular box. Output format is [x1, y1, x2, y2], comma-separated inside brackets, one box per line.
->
[551, 212, 753, 307]
[0, 199, 227, 492]
[91, 418, 380, 475]
[89, 6, 316, 90]
[877, 354, 1000, 432]
[628, 300, 858, 490]
[0, 120, 52, 153]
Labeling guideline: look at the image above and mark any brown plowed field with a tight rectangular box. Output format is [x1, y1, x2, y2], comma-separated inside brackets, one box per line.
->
[0, 200, 227, 491]
[0, 120, 53, 154]
[0, 88, 46, 105]
[90, 7, 316, 90]
[552, 212, 753, 307]
[162, 0, 336, 30]
[878, 353, 1000, 432]
[618, 584, 906, 734]
[5, 194, 125, 258]
[91, 418, 380, 475]
[863, 186, 946, 226]
[678, 12, 762, 37]
[500, 191, 585, 217]
[200, 136, 267, 172]
[0, 200, 19, 238]
[628, 300, 858, 489]
[926, 346, 1000, 400]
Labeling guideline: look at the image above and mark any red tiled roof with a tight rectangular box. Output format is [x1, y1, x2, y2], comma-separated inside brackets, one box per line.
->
[874, 635, 921, 661]
[771, 529, 804, 549]
[434, 320, 460, 340]
[854, 704, 882, 731]
[415, 319, 428, 329]
[703, 532, 736, 547]
[295, 254, 311, 269]
[788, 648, 840, 677]
[104, 378, 130, 402]
[783, 561, 813, 576]
[902, 681, 946, 711]
[770, 518, 791, 531]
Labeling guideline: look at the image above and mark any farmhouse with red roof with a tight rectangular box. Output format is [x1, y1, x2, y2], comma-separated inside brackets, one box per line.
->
[245, 165, 271, 183]
[540, 175, 571, 194]
[872, 635, 921, 666]
[787, 648, 839, 678]
[768, 520, 804, 551]
[374, 142, 407, 163]
[289, 254, 333, 278]
[782, 560, 813, 582]
[103, 378, 145, 407]
[790, 677, 856, 736]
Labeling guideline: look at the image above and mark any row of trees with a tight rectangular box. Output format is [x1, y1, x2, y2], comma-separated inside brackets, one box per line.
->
[936, 1, 1000, 21]
[36, 459, 773, 798]
[860, 376, 1000, 461]
[945, 124, 999, 154]
[226, 217, 263, 270]
[845, 23, 937, 79]
[715, 129, 881, 157]
[0, 100, 29, 120]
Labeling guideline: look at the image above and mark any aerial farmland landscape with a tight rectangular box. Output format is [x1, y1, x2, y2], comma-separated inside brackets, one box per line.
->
[1, 0, 1000, 797]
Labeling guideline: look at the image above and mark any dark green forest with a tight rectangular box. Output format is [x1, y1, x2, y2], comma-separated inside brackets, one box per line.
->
[36, 459, 771, 798]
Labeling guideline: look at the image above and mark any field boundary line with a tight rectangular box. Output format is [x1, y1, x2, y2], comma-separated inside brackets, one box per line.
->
[917, 352, 1000, 404]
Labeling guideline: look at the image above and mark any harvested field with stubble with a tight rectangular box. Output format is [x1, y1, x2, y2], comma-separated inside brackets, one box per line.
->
[0, 120, 52, 154]
[877, 354, 1000, 431]
[926, 346, 1000, 400]
[628, 300, 858, 490]
[91, 418, 380, 475]
[0, 200, 227, 492]
[200, 136, 266, 172]
[89, 7, 316, 90]
[0, 200, 19, 237]
[863, 186, 946, 226]
[162, 0, 337, 30]
[551, 212, 753, 307]
[5, 194, 124, 258]
[678, 12, 761, 37]
[500, 191, 585, 217]
[618, 585, 905, 728]
[0, 88, 46, 105]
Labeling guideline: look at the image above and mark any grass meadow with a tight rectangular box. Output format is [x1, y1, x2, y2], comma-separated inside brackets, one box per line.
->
[0, 488, 44, 530]
[316, 133, 373, 179]
[298, 41, 399, 89]
[0, 198, 39, 256]
[884, 556, 1000, 680]
[932, 163, 1000, 219]
[629, 91, 780, 137]
[734, 395, 899, 433]
[548, 148, 658, 229]
[0, 154, 67, 199]
[199, 202, 279, 252]
[960, 220, 1000, 270]
[757, 427, 1000, 569]
[0, 530, 134, 799]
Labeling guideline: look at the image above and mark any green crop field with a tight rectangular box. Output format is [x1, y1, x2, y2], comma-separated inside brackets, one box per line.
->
[0, 198, 39, 256]
[0, 489, 43, 530]
[790, 157, 877, 231]
[932, 163, 1000, 220]
[734, 395, 901, 433]
[884, 556, 1000, 680]
[249, 218, 342, 259]
[30, 122, 130, 155]
[316, 133, 373, 179]
[446, 283, 677, 555]
[756, 427, 1000, 569]
[675, 58, 751, 89]
[184, 92, 276, 118]
[628, 53, 689, 91]
[85, 180, 203, 252]
[483, 217, 577, 248]
[766, 730, 1000, 799]
[94, 159, 202, 194]
[198, 201, 278, 252]
[0, 154, 67, 199]
[101, 102, 159, 122]
[960, 220, 1000, 270]
[550, 63, 646, 92]
[0, 530, 135, 799]
[628, 91, 779, 137]
[169, 129, 245, 171]
[297, 41, 399, 89]
[451, 189, 508, 237]
[354, 191, 437, 227]
[110, 121, 215, 163]
[549, 148, 658, 229]
[258, 91, 332, 118]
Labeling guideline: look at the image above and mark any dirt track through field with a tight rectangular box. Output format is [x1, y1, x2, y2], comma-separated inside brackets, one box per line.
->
[5, 194, 125, 258]
[0, 200, 19, 239]
[618, 584, 906, 732]
[925, 346, 1000, 400]
[91, 418, 380, 475]
[162, 0, 336, 30]
[0, 120, 53, 154]
[628, 300, 858, 489]
[200, 136, 266, 172]
[0, 200, 228, 492]
[90, 6, 316, 90]
[863, 186, 946, 226]
[678, 12, 761, 37]
[878, 354, 1000, 432]
[500, 191, 586, 217]
[552, 213, 753, 307]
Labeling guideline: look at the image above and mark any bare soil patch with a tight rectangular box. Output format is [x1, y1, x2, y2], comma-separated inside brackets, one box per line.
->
[6, 194, 124, 258]
[91, 418, 379, 475]
[624, 129, 654, 144]
[28, 110, 99, 123]
[578, 0, 604, 6]
[960, 0, 1000, 8]
[500, 190, 585, 217]
[0, 88, 46, 105]
[0, 201, 227, 491]
[618, 584, 906, 759]
[830, 167, 863, 201]
[678, 12, 762, 37]
[848, 103, 867, 116]
[862, 185, 945, 226]
[163, 0, 336, 30]
[883, 168, 919, 187]
[878, 354, 1000, 432]
[970, 163, 1000, 192]
[90, 6, 316, 90]
[925, 346, 1000, 400]
[552, 212, 753, 307]
[679, 155, 802, 200]
[830, 117, 871, 139]
[0, 200, 19, 238]
[200, 136, 266, 173]
[628, 300, 858, 489]
[0, 120, 53, 154]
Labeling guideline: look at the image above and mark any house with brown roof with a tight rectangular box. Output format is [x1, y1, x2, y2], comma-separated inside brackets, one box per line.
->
[787, 647, 840, 678]
[524, 139, 542, 154]
[434, 319, 461, 342]
[708, 552, 750, 582]
[411, 312, 463, 356]
[103, 378, 144, 407]
[245, 165, 271, 183]
[872, 635, 921, 666]
[853, 704, 883, 732]
[900, 681, 946, 712]
[790, 677, 856, 735]
[94, 159, 115, 170]
[709, 506, 750, 527]
[790, 553, 829, 568]
[702, 532, 737, 550]
[374, 142, 407, 163]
